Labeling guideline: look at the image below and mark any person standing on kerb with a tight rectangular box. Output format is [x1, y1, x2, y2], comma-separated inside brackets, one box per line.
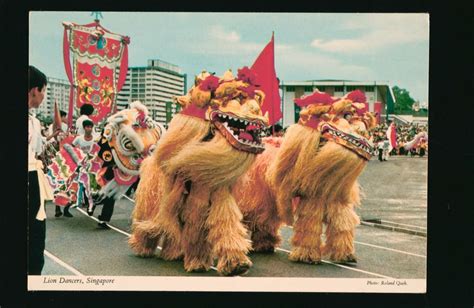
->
[28, 65, 53, 275]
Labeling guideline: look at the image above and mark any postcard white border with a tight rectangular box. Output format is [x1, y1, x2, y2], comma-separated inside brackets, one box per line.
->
[29, 276, 426, 293]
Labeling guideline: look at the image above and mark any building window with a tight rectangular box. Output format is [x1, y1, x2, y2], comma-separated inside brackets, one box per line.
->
[304, 86, 313, 92]
[347, 86, 358, 91]
[317, 86, 326, 91]
[286, 86, 295, 92]
[335, 86, 344, 92]
[365, 86, 374, 92]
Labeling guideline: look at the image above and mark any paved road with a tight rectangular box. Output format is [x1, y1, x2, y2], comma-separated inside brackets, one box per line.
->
[41, 156, 427, 280]
[358, 155, 427, 228]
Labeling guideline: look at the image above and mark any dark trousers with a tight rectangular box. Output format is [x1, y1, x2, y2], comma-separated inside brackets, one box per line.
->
[28, 171, 46, 275]
[98, 196, 115, 222]
[378, 149, 383, 161]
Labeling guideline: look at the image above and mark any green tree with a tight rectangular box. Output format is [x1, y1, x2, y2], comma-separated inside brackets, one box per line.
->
[37, 114, 53, 126]
[392, 86, 415, 114]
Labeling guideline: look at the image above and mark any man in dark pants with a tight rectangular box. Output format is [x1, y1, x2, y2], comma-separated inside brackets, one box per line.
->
[377, 140, 384, 162]
[90, 164, 116, 229]
[28, 65, 48, 275]
[97, 196, 115, 229]
[28, 172, 46, 274]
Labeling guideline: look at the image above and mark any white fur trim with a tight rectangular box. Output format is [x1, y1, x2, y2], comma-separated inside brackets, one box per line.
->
[130, 101, 149, 116]
[99, 179, 131, 200]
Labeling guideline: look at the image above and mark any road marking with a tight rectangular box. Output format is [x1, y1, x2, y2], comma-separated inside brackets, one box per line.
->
[121, 194, 136, 203]
[44, 250, 85, 276]
[76, 207, 131, 237]
[285, 225, 426, 258]
[360, 221, 427, 238]
[379, 219, 427, 230]
[74, 207, 219, 272]
[274, 247, 394, 279]
[354, 241, 426, 258]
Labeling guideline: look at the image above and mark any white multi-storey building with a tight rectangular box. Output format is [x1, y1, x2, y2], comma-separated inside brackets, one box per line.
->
[35, 77, 71, 120]
[116, 59, 187, 126]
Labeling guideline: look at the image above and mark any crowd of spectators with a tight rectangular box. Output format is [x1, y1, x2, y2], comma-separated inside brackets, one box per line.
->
[372, 122, 428, 157]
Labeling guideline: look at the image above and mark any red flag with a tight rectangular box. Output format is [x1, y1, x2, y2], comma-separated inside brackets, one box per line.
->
[251, 33, 282, 126]
[53, 100, 62, 132]
[386, 123, 397, 152]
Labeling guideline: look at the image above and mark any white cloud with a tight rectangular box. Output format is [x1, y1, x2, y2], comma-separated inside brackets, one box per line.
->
[311, 13, 429, 54]
[276, 45, 374, 80]
[311, 39, 371, 53]
[189, 25, 264, 56]
[188, 28, 375, 81]
[209, 25, 241, 43]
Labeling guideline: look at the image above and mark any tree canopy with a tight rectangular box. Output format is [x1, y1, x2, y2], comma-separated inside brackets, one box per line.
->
[392, 86, 416, 114]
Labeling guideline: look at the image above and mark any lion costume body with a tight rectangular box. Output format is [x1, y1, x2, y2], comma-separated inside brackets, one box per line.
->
[129, 68, 269, 276]
[235, 90, 377, 264]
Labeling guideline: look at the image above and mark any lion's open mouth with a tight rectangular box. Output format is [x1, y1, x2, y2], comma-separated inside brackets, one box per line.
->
[320, 123, 375, 160]
[210, 110, 267, 154]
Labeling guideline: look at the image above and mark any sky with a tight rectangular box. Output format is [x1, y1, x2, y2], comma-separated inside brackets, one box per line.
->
[29, 12, 429, 104]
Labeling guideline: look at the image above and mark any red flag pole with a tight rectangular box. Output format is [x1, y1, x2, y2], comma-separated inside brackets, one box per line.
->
[271, 32, 275, 136]
[251, 31, 282, 130]
[53, 100, 62, 132]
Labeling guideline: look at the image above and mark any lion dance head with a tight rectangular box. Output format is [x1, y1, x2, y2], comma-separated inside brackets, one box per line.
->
[98, 101, 163, 177]
[160, 67, 269, 187]
[96, 101, 163, 201]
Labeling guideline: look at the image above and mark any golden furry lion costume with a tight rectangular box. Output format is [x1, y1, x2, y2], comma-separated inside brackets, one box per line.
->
[129, 68, 269, 276]
[235, 90, 377, 264]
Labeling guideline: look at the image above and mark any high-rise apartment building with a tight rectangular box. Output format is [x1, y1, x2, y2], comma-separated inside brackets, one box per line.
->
[35, 77, 71, 120]
[116, 59, 187, 126]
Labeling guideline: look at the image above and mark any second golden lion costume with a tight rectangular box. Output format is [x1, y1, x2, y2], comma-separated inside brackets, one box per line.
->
[236, 90, 377, 264]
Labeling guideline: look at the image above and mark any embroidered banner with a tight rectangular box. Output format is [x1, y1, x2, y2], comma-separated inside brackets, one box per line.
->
[63, 20, 130, 127]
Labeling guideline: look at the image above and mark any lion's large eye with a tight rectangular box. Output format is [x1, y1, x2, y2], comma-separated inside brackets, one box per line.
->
[121, 135, 135, 151]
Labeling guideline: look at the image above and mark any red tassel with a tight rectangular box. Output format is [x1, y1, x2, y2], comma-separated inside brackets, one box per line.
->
[294, 91, 335, 107]
[346, 90, 366, 103]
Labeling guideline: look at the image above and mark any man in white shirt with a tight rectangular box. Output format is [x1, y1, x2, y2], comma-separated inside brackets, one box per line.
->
[28, 65, 50, 275]
[72, 119, 95, 153]
[377, 140, 384, 162]
[382, 139, 390, 161]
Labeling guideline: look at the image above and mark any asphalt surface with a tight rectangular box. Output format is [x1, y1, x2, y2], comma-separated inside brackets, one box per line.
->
[357, 155, 428, 229]
[41, 155, 427, 279]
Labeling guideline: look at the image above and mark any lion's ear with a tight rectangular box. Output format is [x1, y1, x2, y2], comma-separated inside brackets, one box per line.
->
[352, 102, 366, 110]
[321, 113, 331, 121]
[173, 93, 191, 108]
[330, 99, 351, 114]
[254, 90, 266, 106]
